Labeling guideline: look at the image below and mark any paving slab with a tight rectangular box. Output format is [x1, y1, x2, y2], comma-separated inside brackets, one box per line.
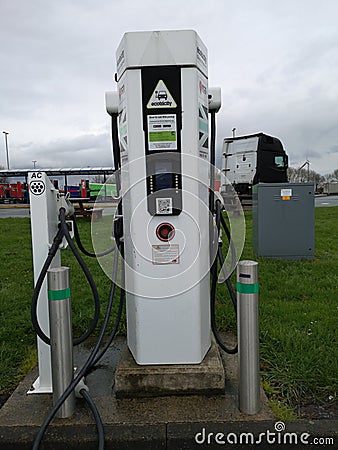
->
[0, 336, 336, 449]
[115, 336, 225, 398]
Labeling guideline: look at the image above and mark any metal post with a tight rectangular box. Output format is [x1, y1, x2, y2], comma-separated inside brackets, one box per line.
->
[47, 267, 75, 418]
[103, 172, 107, 202]
[3, 131, 9, 170]
[237, 260, 260, 414]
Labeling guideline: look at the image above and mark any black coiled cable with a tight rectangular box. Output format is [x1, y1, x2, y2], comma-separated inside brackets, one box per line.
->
[32, 215, 122, 450]
[30, 227, 65, 344]
[210, 199, 238, 354]
[80, 388, 104, 450]
[31, 209, 100, 346]
[67, 210, 125, 371]
[70, 214, 115, 258]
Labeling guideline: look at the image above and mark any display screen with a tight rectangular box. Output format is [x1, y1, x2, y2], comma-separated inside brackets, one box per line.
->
[155, 161, 173, 190]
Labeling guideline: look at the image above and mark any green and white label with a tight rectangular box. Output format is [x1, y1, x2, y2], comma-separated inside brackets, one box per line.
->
[148, 114, 177, 150]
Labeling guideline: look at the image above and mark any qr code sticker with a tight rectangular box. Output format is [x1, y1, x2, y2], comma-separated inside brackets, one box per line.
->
[156, 197, 172, 214]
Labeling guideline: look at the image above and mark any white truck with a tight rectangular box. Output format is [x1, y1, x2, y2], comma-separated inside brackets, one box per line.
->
[323, 182, 338, 195]
[221, 132, 288, 195]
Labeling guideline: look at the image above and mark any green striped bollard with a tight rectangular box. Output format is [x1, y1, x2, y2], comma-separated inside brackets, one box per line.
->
[237, 260, 260, 414]
[48, 267, 75, 418]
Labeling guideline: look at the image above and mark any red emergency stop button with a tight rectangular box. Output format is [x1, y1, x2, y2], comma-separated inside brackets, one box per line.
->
[156, 222, 175, 242]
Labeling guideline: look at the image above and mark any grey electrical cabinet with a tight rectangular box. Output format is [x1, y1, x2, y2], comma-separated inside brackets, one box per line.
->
[252, 183, 315, 259]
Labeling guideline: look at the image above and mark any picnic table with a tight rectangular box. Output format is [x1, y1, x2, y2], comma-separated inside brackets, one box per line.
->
[69, 198, 103, 220]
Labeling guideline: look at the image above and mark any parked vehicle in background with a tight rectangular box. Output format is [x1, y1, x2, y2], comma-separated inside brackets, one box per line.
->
[0, 182, 27, 203]
[222, 132, 288, 196]
[322, 182, 338, 195]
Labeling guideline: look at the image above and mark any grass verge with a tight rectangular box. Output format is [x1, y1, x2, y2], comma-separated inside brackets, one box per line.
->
[0, 208, 337, 419]
[217, 206, 337, 418]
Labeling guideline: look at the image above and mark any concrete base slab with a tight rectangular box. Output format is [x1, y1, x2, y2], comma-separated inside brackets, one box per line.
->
[115, 335, 225, 398]
[0, 335, 336, 449]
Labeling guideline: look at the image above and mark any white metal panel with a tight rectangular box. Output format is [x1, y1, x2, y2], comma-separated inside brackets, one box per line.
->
[119, 31, 211, 364]
[28, 172, 61, 393]
[222, 137, 258, 185]
[116, 30, 208, 79]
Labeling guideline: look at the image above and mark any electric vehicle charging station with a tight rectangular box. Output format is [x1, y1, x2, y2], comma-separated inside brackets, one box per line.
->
[109, 30, 216, 365]
[25, 30, 262, 450]
[28, 29, 225, 396]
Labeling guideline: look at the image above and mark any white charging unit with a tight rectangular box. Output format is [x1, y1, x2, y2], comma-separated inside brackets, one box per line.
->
[28, 172, 61, 393]
[114, 30, 212, 364]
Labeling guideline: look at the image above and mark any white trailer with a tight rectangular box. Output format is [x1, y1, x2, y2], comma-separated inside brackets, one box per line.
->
[323, 182, 338, 195]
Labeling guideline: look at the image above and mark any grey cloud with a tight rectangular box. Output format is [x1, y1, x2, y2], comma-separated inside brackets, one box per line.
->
[307, 149, 322, 159]
[300, 149, 322, 159]
[13, 132, 112, 169]
[2, 0, 338, 175]
[329, 145, 338, 154]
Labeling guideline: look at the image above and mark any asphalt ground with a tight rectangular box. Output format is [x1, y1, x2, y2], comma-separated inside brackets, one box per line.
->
[0, 195, 337, 218]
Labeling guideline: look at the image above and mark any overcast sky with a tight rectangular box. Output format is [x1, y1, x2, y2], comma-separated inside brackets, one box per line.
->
[1, 0, 338, 175]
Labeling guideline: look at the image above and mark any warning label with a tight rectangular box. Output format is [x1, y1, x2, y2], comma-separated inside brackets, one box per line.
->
[147, 80, 177, 109]
[152, 244, 180, 264]
[148, 114, 177, 150]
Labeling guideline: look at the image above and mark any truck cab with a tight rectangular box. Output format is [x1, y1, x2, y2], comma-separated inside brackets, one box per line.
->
[222, 132, 288, 195]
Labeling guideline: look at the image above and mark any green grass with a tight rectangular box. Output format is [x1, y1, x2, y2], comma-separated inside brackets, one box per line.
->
[0, 208, 337, 418]
[217, 206, 338, 414]
[0, 217, 125, 393]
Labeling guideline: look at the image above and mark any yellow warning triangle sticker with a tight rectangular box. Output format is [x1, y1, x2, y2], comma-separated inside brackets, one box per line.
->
[147, 80, 177, 109]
